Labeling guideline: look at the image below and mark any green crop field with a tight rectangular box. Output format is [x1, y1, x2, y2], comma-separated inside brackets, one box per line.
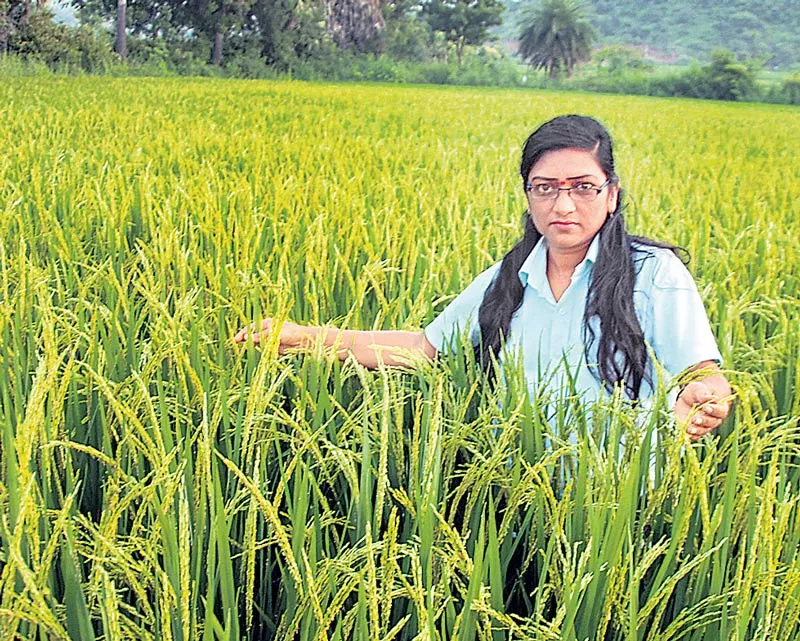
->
[1, 77, 799, 640]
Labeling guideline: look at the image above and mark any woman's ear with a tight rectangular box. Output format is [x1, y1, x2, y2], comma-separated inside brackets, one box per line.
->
[607, 184, 620, 214]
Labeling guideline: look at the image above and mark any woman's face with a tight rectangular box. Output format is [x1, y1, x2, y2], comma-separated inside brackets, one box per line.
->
[525, 148, 619, 257]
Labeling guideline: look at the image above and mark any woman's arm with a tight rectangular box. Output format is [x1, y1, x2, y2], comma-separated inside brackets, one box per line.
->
[674, 360, 733, 440]
[233, 319, 437, 369]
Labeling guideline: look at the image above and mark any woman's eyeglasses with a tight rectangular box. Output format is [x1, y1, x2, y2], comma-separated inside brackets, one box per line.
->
[525, 178, 614, 202]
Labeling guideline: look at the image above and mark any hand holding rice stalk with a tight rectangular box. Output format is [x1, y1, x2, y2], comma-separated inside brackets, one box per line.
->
[675, 372, 734, 439]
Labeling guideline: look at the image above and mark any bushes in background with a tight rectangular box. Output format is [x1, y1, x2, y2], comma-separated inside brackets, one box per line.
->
[4, 9, 114, 72]
[2, 17, 799, 107]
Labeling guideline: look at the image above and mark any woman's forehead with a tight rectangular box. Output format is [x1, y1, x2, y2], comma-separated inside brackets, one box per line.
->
[528, 148, 605, 179]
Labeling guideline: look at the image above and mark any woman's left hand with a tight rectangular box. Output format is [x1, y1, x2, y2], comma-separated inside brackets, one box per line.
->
[674, 374, 732, 440]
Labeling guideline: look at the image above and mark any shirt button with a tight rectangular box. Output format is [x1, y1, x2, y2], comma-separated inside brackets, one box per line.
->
[558, 308, 567, 316]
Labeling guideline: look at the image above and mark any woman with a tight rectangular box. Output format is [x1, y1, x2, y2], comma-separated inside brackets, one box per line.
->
[234, 115, 731, 439]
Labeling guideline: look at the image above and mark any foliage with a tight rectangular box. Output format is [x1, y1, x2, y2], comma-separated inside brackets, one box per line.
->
[253, 0, 332, 65]
[0, 4, 789, 107]
[561, 47, 763, 103]
[421, 0, 504, 66]
[180, 0, 260, 64]
[0, 52, 52, 75]
[75, 0, 331, 66]
[591, 44, 652, 75]
[4, 6, 115, 70]
[75, 0, 178, 38]
[284, 48, 521, 86]
[384, 16, 437, 62]
[700, 48, 759, 101]
[626, 50, 760, 102]
[2, 78, 800, 640]
[782, 74, 800, 105]
[499, 0, 800, 69]
[518, 0, 594, 78]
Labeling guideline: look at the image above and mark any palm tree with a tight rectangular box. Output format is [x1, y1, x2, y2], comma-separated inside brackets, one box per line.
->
[518, 0, 595, 79]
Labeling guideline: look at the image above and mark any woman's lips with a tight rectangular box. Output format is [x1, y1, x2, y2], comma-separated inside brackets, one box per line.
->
[551, 221, 578, 227]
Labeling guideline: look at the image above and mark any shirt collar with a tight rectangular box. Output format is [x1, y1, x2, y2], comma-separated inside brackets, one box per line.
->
[518, 233, 600, 291]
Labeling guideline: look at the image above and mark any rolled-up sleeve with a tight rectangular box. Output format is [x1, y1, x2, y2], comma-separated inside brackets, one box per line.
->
[424, 263, 501, 354]
[646, 251, 722, 377]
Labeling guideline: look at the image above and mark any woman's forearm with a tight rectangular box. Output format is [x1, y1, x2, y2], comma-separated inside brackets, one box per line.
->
[313, 327, 437, 369]
[234, 319, 437, 369]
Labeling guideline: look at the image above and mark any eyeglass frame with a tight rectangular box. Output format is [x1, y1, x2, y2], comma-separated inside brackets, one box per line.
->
[524, 177, 617, 202]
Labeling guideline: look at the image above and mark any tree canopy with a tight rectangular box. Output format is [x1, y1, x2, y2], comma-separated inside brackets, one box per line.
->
[517, 0, 594, 78]
[74, 0, 385, 65]
[421, 0, 503, 66]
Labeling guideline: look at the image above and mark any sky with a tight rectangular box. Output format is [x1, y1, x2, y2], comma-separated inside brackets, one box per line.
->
[52, 0, 77, 25]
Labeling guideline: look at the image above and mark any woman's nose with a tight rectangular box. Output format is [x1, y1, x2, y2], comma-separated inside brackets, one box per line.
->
[552, 189, 577, 213]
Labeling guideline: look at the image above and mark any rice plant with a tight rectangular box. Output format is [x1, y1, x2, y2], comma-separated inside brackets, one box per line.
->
[1, 77, 799, 640]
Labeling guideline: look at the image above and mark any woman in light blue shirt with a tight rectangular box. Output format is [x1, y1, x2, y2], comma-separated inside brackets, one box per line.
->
[235, 115, 732, 438]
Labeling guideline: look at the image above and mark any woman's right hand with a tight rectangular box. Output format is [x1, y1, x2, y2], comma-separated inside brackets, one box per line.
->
[233, 318, 312, 353]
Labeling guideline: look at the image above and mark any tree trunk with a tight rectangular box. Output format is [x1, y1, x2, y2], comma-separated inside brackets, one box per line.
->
[456, 39, 464, 66]
[212, 28, 224, 65]
[22, 0, 31, 24]
[116, 0, 127, 61]
[0, 0, 9, 56]
[325, 0, 385, 54]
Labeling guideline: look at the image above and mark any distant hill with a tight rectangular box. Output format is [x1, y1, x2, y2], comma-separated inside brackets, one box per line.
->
[497, 0, 800, 68]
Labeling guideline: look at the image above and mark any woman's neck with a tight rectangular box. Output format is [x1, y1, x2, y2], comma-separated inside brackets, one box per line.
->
[546, 246, 588, 279]
[545, 246, 589, 301]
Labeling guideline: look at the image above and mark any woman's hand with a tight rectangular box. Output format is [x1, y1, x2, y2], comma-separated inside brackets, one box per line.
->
[674, 371, 733, 440]
[233, 318, 313, 353]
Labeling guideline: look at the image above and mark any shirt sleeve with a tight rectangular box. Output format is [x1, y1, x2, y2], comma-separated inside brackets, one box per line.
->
[424, 262, 501, 354]
[643, 250, 723, 377]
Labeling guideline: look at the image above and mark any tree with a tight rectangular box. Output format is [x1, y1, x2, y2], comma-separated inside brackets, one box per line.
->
[75, 0, 181, 61]
[421, 0, 503, 66]
[0, 0, 11, 54]
[325, 0, 385, 54]
[1, 0, 40, 54]
[384, 16, 433, 61]
[703, 48, 758, 101]
[3, 1, 114, 68]
[115, 0, 126, 59]
[252, 0, 330, 64]
[782, 74, 800, 105]
[518, 0, 594, 78]
[177, 0, 258, 65]
[592, 44, 651, 75]
[1, 1, 61, 56]
[78, 0, 257, 65]
[252, 0, 300, 64]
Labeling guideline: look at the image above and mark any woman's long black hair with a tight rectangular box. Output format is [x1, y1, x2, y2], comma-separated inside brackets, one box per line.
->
[475, 115, 683, 400]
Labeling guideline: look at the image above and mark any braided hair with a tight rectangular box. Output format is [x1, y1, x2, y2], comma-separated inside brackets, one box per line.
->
[475, 115, 682, 400]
